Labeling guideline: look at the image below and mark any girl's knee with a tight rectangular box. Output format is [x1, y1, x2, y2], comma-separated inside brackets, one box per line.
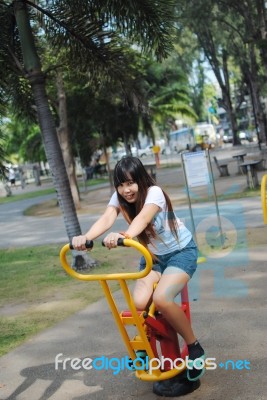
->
[133, 281, 152, 310]
[152, 290, 171, 311]
[132, 272, 159, 310]
[133, 295, 148, 311]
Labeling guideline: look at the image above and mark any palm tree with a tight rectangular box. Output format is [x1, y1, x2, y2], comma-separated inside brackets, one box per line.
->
[0, 0, 176, 267]
[138, 59, 197, 144]
[0, 128, 7, 180]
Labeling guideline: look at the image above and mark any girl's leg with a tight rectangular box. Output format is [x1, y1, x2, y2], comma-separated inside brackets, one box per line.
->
[128, 271, 161, 370]
[153, 267, 205, 381]
[133, 270, 161, 311]
[152, 267, 195, 343]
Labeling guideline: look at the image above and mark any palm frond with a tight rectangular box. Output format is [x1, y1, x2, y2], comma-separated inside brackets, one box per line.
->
[94, 0, 176, 59]
[29, 0, 176, 61]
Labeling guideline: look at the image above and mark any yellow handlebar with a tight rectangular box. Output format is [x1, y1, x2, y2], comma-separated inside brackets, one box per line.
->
[59, 239, 153, 281]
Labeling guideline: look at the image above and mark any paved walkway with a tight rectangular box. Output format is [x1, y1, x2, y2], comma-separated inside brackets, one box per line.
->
[1, 146, 266, 248]
[0, 244, 267, 400]
[0, 146, 267, 399]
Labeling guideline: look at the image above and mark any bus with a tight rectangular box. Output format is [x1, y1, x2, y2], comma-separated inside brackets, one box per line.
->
[169, 123, 217, 152]
[168, 127, 195, 153]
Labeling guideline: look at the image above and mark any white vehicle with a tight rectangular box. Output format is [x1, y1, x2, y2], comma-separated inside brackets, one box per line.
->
[194, 123, 217, 147]
[139, 146, 154, 157]
[169, 127, 195, 153]
[238, 131, 253, 143]
[112, 147, 139, 160]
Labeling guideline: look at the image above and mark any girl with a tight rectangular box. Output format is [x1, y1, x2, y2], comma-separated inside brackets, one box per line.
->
[72, 156, 205, 382]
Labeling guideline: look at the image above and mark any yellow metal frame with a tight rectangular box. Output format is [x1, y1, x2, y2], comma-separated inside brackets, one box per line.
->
[60, 239, 152, 281]
[261, 174, 267, 224]
[60, 239, 187, 381]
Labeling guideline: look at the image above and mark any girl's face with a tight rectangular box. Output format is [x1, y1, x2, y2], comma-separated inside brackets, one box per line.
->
[117, 179, 138, 203]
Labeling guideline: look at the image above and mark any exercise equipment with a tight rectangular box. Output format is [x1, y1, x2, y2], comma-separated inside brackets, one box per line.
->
[60, 238, 203, 396]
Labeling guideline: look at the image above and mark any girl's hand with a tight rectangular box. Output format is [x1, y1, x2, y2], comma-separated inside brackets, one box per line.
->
[103, 232, 124, 249]
[72, 235, 88, 251]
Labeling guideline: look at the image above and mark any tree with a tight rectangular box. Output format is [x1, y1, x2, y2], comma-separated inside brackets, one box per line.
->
[146, 58, 198, 126]
[0, 128, 8, 179]
[55, 71, 81, 208]
[215, 0, 267, 143]
[220, 0, 267, 77]
[0, 0, 176, 268]
[171, 27, 208, 122]
[175, 0, 242, 144]
[175, 0, 267, 145]
[66, 52, 197, 167]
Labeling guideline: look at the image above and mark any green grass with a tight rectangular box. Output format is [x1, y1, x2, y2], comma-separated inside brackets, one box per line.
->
[0, 187, 56, 204]
[193, 187, 261, 204]
[0, 178, 108, 204]
[80, 177, 109, 187]
[0, 243, 138, 356]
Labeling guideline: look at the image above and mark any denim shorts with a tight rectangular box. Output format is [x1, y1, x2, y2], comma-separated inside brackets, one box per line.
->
[139, 238, 198, 278]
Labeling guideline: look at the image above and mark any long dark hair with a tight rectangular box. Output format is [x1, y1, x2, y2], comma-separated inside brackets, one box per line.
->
[113, 156, 178, 249]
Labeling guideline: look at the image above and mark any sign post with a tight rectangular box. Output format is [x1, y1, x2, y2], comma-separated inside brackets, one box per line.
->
[181, 150, 224, 247]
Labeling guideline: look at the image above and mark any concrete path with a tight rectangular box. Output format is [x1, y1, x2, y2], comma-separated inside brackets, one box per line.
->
[0, 146, 267, 399]
[0, 153, 266, 249]
[0, 244, 267, 400]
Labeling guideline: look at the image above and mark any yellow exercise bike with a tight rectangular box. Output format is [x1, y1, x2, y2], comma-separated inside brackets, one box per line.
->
[60, 238, 203, 396]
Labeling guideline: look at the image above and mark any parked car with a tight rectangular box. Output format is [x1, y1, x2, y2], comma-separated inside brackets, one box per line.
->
[239, 131, 253, 143]
[223, 132, 233, 143]
[112, 147, 138, 160]
[139, 145, 166, 157]
[139, 146, 154, 157]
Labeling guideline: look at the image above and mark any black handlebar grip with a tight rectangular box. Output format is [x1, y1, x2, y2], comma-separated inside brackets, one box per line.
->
[102, 238, 126, 247]
[85, 240, 94, 249]
[70, 240, 94, 250]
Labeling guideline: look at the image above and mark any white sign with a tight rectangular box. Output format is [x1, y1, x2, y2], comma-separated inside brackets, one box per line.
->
[182, 151, 210, 187]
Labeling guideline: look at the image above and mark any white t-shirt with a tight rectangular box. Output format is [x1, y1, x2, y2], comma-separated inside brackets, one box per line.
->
[108, 186, 192, 255]
[8, 168, 15, 180]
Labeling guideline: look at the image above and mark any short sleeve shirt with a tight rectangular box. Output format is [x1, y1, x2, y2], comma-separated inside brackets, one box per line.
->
[108, 186, 192, 255]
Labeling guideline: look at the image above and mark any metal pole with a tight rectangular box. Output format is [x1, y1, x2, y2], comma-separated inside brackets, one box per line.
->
[206, 150, 224, 247]
[181, 153, 197, 245]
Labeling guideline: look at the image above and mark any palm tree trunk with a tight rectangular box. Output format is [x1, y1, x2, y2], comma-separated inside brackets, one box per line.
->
[14, 0, 97, 268]
[14, 0, 80, 239]
[30, 73, 81, 238]
[56, 71, 81, 209]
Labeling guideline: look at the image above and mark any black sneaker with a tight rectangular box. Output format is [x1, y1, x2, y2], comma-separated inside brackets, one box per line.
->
[153, 372, 201, 397]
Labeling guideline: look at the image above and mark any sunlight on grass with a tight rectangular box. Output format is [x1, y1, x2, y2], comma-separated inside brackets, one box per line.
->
[0, 187, 56, 204]
[190, 187, 261, 204]
[0, 243, 139, 356]
[0, 178, 108, 205]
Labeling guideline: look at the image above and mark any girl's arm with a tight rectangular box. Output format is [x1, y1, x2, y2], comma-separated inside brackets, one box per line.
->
[126, 203, 160, 237]
[72, 205, 119, 250]
[103, 203, 160, 248]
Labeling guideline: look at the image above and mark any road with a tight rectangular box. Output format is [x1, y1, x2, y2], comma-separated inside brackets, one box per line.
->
[0, 186, 264, 249]
[0, 146, 266, 249]
[1, 156, 267, 400]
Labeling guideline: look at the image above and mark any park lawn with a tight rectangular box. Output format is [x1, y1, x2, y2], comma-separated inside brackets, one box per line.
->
[0, 177, 107, 205]
[0, 187, 56, 204]
[0, 243, 138, 356]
